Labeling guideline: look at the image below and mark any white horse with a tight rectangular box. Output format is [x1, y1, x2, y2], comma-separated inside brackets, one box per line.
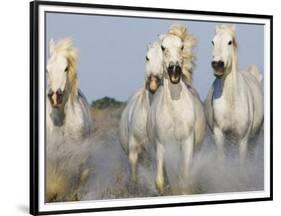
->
[119, 41, 163, 182]
[205, 24, 264, 162]
[147, 25, 206, 194]
[46, 38, 92, 201]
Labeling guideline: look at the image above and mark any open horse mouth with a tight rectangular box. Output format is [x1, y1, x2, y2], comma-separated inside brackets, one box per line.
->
[146, 75, 162, 94]
[167, 64, 182, 84]
[48, 89, 64, 108]
[214, 71, 224, 79]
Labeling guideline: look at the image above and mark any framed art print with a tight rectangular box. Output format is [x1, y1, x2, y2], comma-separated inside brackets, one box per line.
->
[30, 1, 273, 215]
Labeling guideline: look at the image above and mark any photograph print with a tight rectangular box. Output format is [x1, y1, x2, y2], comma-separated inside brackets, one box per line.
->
[30, 1, 273, 215]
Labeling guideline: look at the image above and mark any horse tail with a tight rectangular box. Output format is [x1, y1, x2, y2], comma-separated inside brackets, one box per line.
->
[248, 65, 263, 83]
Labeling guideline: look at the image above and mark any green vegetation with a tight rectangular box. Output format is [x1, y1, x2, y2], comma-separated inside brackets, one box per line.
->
[91, 97, 124, 109]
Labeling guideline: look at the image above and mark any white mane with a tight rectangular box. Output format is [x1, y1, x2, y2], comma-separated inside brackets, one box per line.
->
[49, 37, 79, 99]
[167, 24, 197, 84]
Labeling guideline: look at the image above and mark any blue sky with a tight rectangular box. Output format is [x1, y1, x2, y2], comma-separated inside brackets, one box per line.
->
[46, 13, 264, 102]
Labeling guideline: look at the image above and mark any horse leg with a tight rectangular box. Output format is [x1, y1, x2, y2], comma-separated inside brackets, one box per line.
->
[71, 165, 90, 201]
[155, 141, 165, 194]
[213, 126, 225, 162]
[181, 133, 194, 194]
[182, 133, 194, 180]
[129, 137, 139, 183]
[239, 136, 249, 163]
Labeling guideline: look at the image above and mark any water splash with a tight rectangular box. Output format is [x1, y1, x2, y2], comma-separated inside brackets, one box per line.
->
[46, 106, 264, 202]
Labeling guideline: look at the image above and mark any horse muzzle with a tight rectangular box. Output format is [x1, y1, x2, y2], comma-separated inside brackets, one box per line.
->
[146, 75, 162, 94]
[167, 64, 182, 84]
[211, 60, 225, 79]
[48, 88, 64, 108]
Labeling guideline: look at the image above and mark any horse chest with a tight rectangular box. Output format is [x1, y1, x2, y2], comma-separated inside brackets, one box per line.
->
[213, 98, 231, 127]
[64, 105, 87, 140]
[213, 94, 250, 135]
[157, 98, 193, 142]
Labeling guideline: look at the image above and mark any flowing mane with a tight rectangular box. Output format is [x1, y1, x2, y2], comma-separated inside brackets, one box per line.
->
[50, 37, 78, 99]
[168, 24, 197, 84]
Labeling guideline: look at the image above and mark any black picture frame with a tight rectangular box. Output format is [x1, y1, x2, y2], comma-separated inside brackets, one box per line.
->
[30, 1, 273, 215]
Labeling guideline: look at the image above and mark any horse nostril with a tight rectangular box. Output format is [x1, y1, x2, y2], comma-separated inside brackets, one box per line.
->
[212, 61, 224, 69]
[175, 65, 182, 74]
[211, 61, 217, 68]
[48, 90, 54, 98]
[167, 65, 174, 73]
[218, 61, 224, 68]
[56, 88, 63, 96]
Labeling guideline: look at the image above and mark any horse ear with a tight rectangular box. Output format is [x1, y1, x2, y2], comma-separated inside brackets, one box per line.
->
[49, 38, 55, 56]
[215, 25, 221, 33]
[230, 24, 236, 32]
[158, 34, 165, 41]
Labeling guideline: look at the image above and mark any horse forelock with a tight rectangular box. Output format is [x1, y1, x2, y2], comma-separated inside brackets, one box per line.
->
[168, 24, 197, 84]
[216, 24, 237, 48]
[51, 38, 79, 99]
[149, 41, 161, 49]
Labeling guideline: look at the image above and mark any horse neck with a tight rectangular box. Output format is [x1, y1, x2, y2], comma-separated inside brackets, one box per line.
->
[146, 89, 154, 106]
[139, 87, 150, 107]
[66, 77, 78, 106]
[163, 74, 184, 101]
[51, 87, 78, 123]
[163, 75, 170, 99]
[65, 90, 79, 116]
[221, 49, 239, 103]
[142, 79, 152, 105]
[49, 101, 67, 127]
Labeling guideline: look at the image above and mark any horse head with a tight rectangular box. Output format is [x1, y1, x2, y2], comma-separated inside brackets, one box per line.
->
[160, 33, 184, 84]
[47, 38, 78, 109]
[211, 24, 237, 79]
[145, 41, 164, 94]
[160, 24, 196, 85]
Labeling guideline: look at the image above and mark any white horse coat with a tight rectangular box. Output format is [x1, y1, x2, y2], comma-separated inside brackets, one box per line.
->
[46, 38, 92, 201]
[119, 42, 164, 182]
[205, 25, 263, 161]
[147, 25, 206, 194]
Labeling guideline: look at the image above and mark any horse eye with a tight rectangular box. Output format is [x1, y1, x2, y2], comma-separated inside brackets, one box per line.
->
[146, 56, 149, 61]
[64, 67, 68, 72]
[181, 45, 184, 50]
[212, 41, 214, 45]
[228, 41, 232, 45]
[161, 45, 165, 51]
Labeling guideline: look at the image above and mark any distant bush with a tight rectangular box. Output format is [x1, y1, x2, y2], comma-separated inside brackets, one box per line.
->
[91, 97, 124, 109]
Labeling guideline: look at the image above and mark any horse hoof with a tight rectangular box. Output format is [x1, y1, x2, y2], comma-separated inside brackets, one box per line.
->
[80, 168, 90, 183]
[155, 180, 165, 195]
